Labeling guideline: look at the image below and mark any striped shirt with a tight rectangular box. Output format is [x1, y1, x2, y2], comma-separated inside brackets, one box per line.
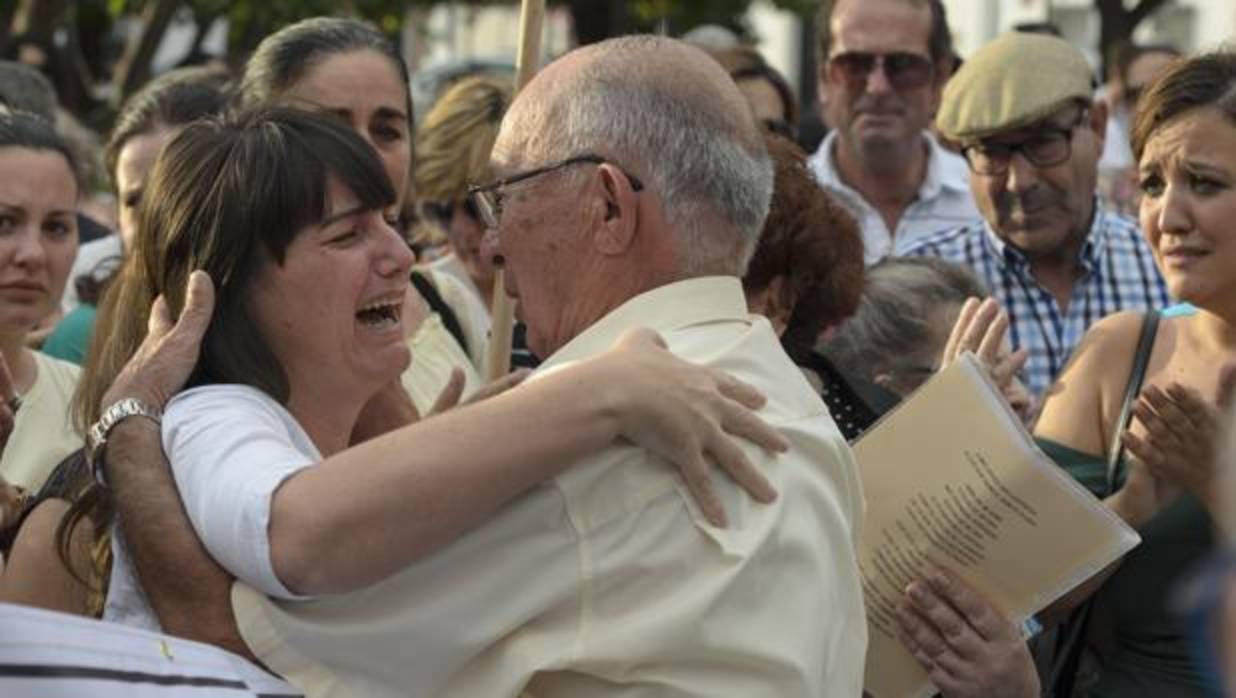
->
[905, 203, 1169, 397]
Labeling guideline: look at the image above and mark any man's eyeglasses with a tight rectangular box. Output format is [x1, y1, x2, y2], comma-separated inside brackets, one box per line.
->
[960, 109, 1090, 176]
[467, 154, 644, 230]
[827, 51, 935, 92]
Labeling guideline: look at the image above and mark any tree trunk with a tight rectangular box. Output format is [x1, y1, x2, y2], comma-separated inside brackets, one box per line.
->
[110, 0, 180, 108]
[10, 0, 69, 38]
[1095, 0, 1171, 79]
[563, 0, 634, 46]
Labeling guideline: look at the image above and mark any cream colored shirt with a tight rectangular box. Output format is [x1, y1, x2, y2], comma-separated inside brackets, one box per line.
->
[232, 276, 867, 698]
[401, 311, 482, 415]
[0, 351, 81, 490]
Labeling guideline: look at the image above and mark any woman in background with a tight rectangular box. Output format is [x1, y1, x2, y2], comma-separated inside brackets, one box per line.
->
[0, 111, 86, 612]
[413, 74, 514, 370]
[44, 65, 229, 364]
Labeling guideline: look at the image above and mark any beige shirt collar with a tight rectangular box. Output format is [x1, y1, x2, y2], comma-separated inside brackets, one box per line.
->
[539, 276, 750, 371]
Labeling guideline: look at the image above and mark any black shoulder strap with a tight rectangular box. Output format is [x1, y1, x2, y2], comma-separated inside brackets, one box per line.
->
[409, 270, 469, 356]
[1105, 310, 1160, 494]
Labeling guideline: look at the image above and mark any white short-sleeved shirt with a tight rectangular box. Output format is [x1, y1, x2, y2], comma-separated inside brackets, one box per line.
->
[105, 384, 319, 629]
[163, 384, 320, 597]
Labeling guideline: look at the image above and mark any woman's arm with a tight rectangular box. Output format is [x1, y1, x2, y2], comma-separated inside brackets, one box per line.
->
[269, 328, 788, 596]
[1033, 311, 1157, 620]
[0, 499, 92, 615]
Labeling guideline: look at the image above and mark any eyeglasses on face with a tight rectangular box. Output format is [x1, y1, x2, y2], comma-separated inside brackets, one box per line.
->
[466, 154, 644, 230]
[961, 109, 1090, 176]
[827, 51, 935, 92]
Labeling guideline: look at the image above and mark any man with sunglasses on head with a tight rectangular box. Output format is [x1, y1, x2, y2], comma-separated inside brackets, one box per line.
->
[809, 0, 980, 265]
[906, 32, 1168, 399]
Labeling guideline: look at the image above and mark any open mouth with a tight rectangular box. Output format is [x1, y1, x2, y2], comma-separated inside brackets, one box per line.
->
[356, 297, 403, 330]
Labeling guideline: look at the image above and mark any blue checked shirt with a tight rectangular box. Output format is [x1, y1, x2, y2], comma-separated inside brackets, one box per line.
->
[905, 203, 1169, 397]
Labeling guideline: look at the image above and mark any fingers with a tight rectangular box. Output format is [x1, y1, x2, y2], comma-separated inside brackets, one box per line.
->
[0, 402, 13, 454]
[1217, 364, 1236, 409]
[1137, 386, 1200, 450]
[148, 295, 173, 338]
[976, 309, 1009, 368]
[901, 576, 987, 660]
[714, 372, 768, 411]
[1120, 430, 1162, 470]
[429, 368, 467, 415]
[677, 451, 727, 527]
[923, 568, 1010, 643]
[989, 346, 1028, 390]
[706, 430, 777, 504]
[717, 390, 788, 453]
[0, 351, 15, 405]
[148, 270, 216, 343]
[942, 298, 982, 367]
[959, 299, 1000, 359]
[175, 270, 216, 343]
[468, 368, 531, 404]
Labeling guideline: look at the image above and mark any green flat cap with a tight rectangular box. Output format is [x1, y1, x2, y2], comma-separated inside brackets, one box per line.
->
[937, 32, 1094, 141]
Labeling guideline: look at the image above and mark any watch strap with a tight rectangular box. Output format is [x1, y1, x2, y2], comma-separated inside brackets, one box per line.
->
[88, 397, 162, 484]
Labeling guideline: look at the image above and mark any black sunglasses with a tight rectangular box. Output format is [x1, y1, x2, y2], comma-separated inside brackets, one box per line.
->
[827, 51, 935, 91]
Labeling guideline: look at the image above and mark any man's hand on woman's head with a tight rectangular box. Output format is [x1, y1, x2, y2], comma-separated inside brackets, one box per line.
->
[102, 270, 215, 411]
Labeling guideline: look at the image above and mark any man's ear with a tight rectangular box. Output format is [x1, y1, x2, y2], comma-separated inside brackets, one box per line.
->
[1087, 98, 1109, 151]
[928, 56, 952, 117]
[593, 163, 639, 256]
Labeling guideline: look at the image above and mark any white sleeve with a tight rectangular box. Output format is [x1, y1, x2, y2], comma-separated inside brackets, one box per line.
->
[162, 386, 317, 599]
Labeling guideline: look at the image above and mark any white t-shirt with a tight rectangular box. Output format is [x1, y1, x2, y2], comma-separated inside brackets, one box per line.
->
[104, 384, 318, 629]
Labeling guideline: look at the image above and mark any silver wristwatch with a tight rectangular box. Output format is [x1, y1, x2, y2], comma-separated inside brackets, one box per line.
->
[87, 397, 162, 483]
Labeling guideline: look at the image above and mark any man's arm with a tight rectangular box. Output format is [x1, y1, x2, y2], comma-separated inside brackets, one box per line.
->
[103, 419, 250, 658]
[97, 271, 252, 659]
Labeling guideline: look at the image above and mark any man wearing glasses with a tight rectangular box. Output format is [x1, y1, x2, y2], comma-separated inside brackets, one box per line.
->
[225, 35, 867, 698]
[809, 0, 980, 265]
[907, 32, 1168, 398]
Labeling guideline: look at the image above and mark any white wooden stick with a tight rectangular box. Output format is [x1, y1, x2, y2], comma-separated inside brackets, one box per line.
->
[485, 0, 546, 380]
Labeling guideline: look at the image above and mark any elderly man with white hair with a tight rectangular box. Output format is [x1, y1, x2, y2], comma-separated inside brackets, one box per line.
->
[224, 35, 867, 698]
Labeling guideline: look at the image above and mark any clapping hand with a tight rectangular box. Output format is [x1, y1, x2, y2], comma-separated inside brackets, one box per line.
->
[941, 298, 1034, 424]
[1121, 365, 1236, 517]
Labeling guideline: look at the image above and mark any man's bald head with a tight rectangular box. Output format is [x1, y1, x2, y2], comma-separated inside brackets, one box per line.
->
[496, 35, 774, 276]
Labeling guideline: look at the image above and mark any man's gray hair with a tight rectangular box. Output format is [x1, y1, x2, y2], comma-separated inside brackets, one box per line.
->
[822, 257, 988, 382]
[525, 35, 773, 276]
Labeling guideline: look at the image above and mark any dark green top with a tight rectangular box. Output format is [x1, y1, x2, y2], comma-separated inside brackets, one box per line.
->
[1038, 438, 1216, 697]
[42, 304, 96, 365]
